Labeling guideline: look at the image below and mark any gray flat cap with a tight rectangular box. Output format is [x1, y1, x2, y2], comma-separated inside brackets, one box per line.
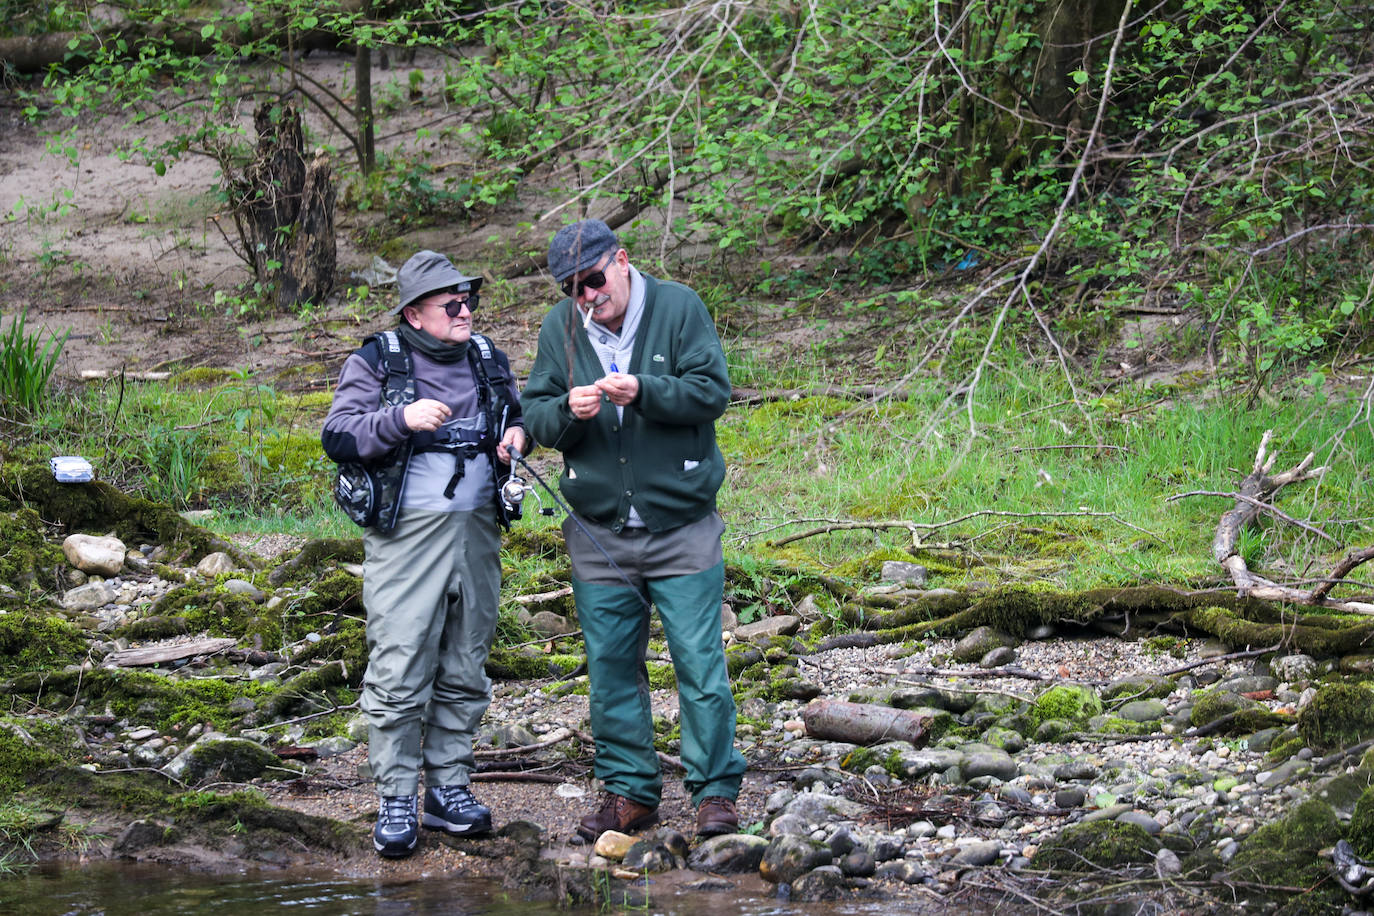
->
[547, 219, 619, 283]
[392, 250, 482, 315]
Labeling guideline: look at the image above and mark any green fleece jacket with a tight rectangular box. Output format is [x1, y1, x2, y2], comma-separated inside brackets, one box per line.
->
[522, 273, 730, 533]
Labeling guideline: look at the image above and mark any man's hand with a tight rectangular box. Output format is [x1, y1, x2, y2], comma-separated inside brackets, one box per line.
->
[568, 384, 603, 420]
[403, 398, 452, 431]
[497, 426, 527, 464]
[595, 372, 639, 406]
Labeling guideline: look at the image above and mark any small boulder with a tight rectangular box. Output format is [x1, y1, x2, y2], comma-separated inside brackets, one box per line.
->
[63, 534, 126, 576]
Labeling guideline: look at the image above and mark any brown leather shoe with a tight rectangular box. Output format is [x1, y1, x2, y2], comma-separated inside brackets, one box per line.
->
[577, 792, 658, 841]
[695, 796, 739, 837]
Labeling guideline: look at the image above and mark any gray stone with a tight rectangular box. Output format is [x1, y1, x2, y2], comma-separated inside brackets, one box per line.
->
[62, 581, 118, 611]
[1155, 848, 1182, 877]
[880, 561, 927, 586]
[963, 751, 1017, 782]
[949, 840, 1001, 866]
[951, 627, 1017, 664]
[1272, 654, 1317, 683]
[979, 646, 1017, 668]
[529, 610, 576, 637]
[196, 552, 236, 576]
[839, 848, 875, 877]
[1053, 760, 1100, 781]
[892, 687, 975, 713]
[223, 579, 266, 602]
[63, 534, 126, 576]
[686, 835, 768, 874]
[1117, 699, 1168, 722]
[760, 835, 833, 885]
[1217, 674, 1278, 695]
[1116, 810, 1163, 835]
[895, 748, 965, 779]
[735, 615, 801, 641]
[794, 594, 824, 621]
[780, 791, 867, 824]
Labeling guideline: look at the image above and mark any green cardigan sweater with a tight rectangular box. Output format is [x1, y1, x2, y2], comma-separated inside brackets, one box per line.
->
[522, 273, 730, 532]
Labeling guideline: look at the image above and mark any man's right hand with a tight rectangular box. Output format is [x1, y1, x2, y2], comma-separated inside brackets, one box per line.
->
[568, 384, 603, 420]
[403, 398, 452, 431]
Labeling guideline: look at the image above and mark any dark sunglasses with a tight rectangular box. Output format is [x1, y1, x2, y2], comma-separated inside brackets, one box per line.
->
[561, 261, 614, 299]
[431, 288, 479, 316]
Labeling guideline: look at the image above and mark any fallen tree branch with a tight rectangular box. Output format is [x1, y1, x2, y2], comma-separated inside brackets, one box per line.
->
[767, 509, 1163, 549]
[474, 727, 573, 759]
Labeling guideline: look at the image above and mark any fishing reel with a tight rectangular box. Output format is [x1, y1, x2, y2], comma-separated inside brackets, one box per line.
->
[500, 473, 553, 516]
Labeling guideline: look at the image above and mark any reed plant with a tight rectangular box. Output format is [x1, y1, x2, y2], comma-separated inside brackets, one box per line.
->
[0, 310, 68, 415]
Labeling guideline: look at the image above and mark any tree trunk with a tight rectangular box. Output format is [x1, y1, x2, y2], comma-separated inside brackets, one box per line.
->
[232, 102, 336, 310]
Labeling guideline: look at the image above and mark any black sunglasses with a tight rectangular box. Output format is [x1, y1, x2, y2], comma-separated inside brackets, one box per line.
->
[431, 288, 479, 316]
[560, 260, 614, 299]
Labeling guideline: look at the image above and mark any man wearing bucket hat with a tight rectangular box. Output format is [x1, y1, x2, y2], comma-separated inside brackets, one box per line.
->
[522, 220, 747, 841]
[322, 250, 526, 858]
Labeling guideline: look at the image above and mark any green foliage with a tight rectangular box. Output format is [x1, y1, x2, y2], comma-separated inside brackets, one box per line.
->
[0, 311, 68, 415]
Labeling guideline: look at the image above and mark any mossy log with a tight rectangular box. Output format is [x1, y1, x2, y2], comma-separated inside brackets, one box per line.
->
[819, 584, 1374, 657]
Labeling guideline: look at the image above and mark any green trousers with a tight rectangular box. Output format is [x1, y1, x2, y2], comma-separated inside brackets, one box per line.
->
[573, 560, 747, 808]
[361, 505, 500, 796]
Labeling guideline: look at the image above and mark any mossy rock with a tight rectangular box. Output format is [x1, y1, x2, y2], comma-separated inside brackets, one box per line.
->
[1297, 683, 1374, 752]
[1349, 786, 1374, 858]
[1189, 689, 1260, 729]
[183, 738, 287, 784]
[725, 644, 763, 677]
[1229, 799, 1344, 913]
[0, 723, 62, 793]
[1031, 820, 1161, 871]
[0, 464, 250, 567]
[1031, 685, 1102, 726]
[116, 615, 192, 642]
[647, 661, 676, 690]
[0, 611, 87, 674]
[1101, 674, 1174, 702]
[0, 508, 65, 590]
[486, 647, 584, 680]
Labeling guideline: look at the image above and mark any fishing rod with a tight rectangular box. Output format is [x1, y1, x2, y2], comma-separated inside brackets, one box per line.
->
[504, 445, 653, 610]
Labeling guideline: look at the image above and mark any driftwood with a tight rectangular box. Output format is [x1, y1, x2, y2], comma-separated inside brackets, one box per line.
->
[102, 637, 237, 667]
[801, 699, 932, 747]
[1199, 429, 1374, 615]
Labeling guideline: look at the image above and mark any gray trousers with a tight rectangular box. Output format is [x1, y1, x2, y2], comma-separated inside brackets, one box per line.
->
[361, 505, 500, 796]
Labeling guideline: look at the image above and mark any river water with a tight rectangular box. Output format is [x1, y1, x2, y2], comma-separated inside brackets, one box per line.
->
[0, 861, 995, 915]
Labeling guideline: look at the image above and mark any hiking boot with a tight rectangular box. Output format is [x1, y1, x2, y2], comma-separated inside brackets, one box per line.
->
[422, 784, 493, 836]
[576, 792, 658, 841]
[374, 795, 418, 858]
[695, 796, 738, 837]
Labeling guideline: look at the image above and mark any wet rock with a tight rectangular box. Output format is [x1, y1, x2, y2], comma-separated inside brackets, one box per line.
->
[63, 534, 126, 576]
[164, 734, 279, 783]
[875, 860, 927, 884]
[838, 848, 875, 877]
[791, 865, 850, 901]
[1053, 760, 1100, 781]
[622, 838, 676, 872]
[594, 830, 637, 860]
[1055, 787, 1086, 808]
[687, 834, 768, 873]
[760, 834, 833, 884]
[951, 627, 1017, 664]
[892, 687, 975, 713]
[113, 818, 171, 854]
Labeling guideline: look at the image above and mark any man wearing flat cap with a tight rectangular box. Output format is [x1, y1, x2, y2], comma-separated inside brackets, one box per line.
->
[522, 220, 747, 841]
[323, 250, 525, 858]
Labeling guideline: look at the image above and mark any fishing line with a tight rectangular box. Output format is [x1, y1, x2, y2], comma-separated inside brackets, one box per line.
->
[507, 445, 653, 610]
